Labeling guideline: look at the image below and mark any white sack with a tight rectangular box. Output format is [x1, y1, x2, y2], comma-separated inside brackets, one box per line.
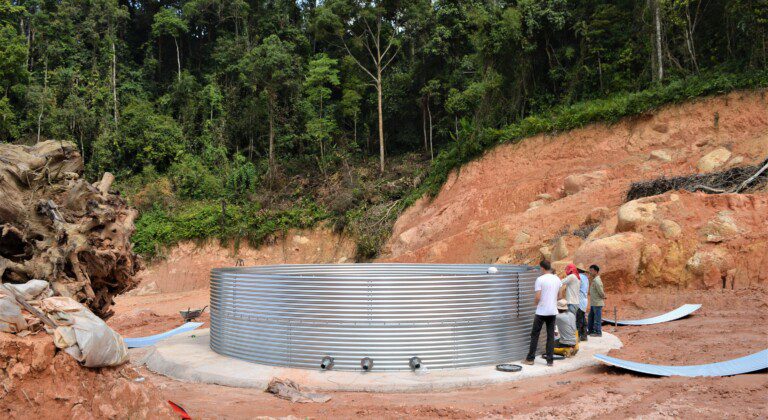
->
[42, 297, 128, 367]
[0, 296, 27, 333]
[6, 279, 53, 300]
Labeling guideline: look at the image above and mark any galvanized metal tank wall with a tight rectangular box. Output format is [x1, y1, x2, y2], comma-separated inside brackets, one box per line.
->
[210, 264, 540, 371]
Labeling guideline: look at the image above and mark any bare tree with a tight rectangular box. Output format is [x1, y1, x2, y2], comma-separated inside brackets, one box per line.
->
[341, 7, 400, 173]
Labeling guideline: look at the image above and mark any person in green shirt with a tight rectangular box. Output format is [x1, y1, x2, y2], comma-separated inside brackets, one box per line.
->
[587, 264, 605, 337]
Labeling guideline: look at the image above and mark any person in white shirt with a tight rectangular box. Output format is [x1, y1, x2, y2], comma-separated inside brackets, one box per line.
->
[522, 260, 560, 366]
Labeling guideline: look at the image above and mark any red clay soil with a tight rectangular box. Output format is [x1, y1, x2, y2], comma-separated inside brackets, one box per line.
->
[0, 333, 173, 419]
[134, 227, 355, 293]
[382, 90, 768, 269]
[106, 285, 768, 419]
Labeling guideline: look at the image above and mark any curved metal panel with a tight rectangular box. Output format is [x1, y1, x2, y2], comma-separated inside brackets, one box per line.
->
[594, 349, 768, 377]
[123, 322, 204, 348]
[210, 264, 541, 371]
[602, 304, 701, 326]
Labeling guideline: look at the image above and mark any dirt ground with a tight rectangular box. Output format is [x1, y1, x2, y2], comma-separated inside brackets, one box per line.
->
[109, 285, 768, 419]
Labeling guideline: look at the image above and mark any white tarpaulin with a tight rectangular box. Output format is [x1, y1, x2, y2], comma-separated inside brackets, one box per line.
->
[5, 279, 53, 300]
[43, 296, 129, 367]
[0, 295, 27, 333]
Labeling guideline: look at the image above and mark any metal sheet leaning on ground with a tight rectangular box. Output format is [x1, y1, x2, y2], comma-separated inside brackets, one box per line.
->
[602, 304, 702, 326]
[594, 349, 768, 377]
[123, 322, 205, 348]
[209, 264, 544, 371]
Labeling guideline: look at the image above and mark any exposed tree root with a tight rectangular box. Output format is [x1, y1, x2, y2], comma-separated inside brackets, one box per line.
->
[626, 157, 768, 201]
[0, 140, 140, 319]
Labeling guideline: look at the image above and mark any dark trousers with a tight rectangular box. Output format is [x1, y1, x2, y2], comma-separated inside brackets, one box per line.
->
[526, 314, 555, 363]
[588, 306, 603, 334]
[576, 308, 588, 340]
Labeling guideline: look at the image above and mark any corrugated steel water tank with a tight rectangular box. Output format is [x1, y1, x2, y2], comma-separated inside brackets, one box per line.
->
[210, 264, 540, 371]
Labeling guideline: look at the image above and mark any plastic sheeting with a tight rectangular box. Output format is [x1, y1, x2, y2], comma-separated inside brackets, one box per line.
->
[0, 295, 27, 333]
[123, 322, 204, 348]
[602, 304, 701, 326]
[43, 296, 129, 367]
[594, 349, 768, 377]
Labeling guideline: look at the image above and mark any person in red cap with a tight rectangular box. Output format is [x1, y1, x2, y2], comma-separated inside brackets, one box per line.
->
[560, 263, 581, 316]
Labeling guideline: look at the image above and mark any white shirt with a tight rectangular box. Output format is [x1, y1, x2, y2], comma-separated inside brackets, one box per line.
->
[534, 273, 561, 316]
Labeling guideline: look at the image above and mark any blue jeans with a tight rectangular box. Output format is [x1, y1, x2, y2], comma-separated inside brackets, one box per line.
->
[588, 306, 603, 334]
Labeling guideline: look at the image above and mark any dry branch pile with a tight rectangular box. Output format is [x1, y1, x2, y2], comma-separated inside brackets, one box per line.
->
[0, 141, 139, 318]
[626, 157, 768, 201]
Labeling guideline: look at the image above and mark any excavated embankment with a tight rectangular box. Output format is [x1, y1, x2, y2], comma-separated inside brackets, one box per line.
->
[382, 90, 768, 293]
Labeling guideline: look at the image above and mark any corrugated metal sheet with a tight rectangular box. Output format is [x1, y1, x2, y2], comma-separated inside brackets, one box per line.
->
[123, 322, 204, 348]
[602, 304, 701, 326]
[594, 349, 768, 377]
[210, 264, 541, 371]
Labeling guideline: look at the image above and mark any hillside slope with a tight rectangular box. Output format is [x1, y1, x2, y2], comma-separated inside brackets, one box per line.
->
[382, 90, 768, 290]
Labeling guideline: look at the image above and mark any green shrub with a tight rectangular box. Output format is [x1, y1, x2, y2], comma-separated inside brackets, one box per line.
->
[170, 154, 223, 200]
[225, 154, 258, 201]
[132, 200, 328, 258]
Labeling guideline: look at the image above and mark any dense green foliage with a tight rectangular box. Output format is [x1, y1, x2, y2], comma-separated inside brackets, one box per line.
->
[133, 200, 327, 256]
[1, 0, 766, 257]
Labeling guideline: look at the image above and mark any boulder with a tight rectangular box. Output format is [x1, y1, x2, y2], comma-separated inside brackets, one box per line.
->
[551, 237, 569, 261]
[514, 231, 531, 245]
[649, 149, 673, 163]
[700, 211, 739, 243]
[686, 248, 733, 289]
[697, 147, 731, 172]
[617, 200, 658, 232]
[539, 246, 552, 262]
[728, 156, 744, 166]
[563, 170, 607, 196]
[573, 232, 645, 291]
[660, 219, 682, 239]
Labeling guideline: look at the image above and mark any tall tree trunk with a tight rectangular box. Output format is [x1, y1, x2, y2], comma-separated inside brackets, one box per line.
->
[111, 41, 118, 124]
[376, 74, 385, 173]
[683, 15, 699, 73]
[37, 60, 48, 143]
[653, 0, 664, 81]
[174, 37, 181, 81]
[268, 99, 275, 179]
[454, 115, 460, 142]
[427, 95, 433, 161]
[319, 96, 325, 174]
[421, 95, 428, 153]
[353, 110, 357, 147]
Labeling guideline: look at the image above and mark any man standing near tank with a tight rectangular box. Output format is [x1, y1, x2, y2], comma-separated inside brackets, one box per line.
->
[577, 264, 589, 341]
[522, 260, 560, 366]
[588, 264, 605, 337]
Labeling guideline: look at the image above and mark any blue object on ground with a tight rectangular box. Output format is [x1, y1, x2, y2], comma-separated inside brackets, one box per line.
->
[602, 304, 701, 326]
[594, 349, 768, 377]
[123, 322, 204, 348]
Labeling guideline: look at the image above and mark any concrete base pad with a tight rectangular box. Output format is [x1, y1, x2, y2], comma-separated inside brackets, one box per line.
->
[140, 329, 622, 393]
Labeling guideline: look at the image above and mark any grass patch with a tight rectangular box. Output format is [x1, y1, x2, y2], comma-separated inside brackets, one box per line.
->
[132, 200, 328, 258]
